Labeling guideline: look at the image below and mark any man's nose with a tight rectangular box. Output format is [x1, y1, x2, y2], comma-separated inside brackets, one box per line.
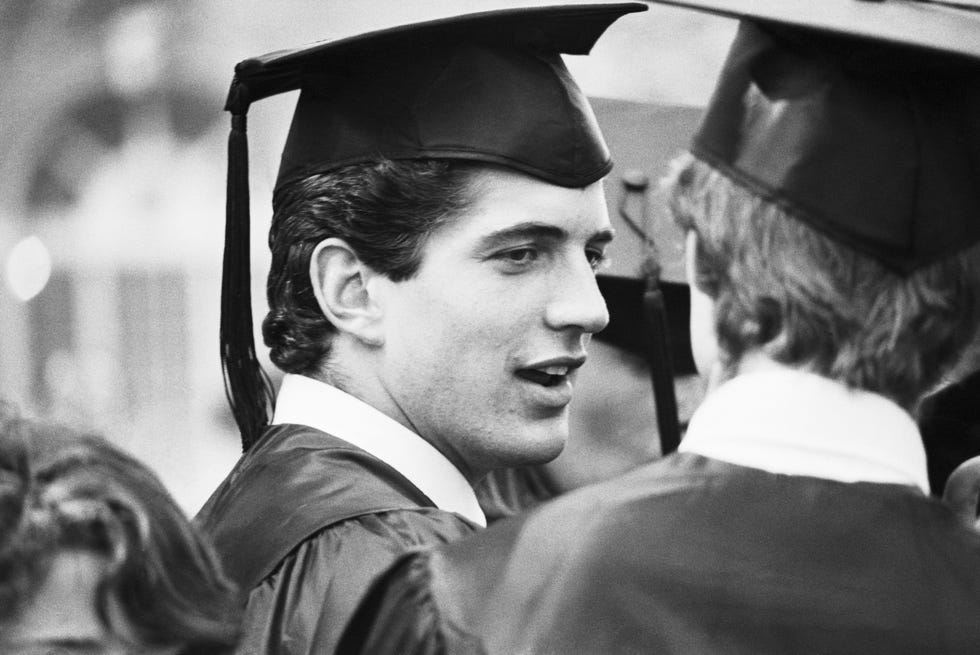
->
[543, 261, 609, 334]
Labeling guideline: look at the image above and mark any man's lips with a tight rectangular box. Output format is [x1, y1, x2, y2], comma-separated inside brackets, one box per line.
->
[515, 356, 586, 387]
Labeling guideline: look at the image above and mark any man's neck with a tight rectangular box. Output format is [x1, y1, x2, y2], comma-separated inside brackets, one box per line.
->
[272, 374, 488, 526]
[310, 361, 481, 484]
[316, 342, 419, 435]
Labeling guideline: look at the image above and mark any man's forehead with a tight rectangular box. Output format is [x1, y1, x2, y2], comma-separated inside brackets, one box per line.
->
[450, 171, 612, 241]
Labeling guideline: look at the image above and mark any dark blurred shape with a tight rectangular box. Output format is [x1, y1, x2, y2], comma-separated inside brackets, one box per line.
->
[920, 369, 980, 496]
[595, 275, 696, 375]
[72, 94, 129, 149]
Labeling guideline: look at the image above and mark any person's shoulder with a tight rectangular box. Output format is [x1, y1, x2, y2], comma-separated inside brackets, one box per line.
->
[326, 506, 481, 550]
[899, 488, 980, 566]
[428, 451, 782, 610]
[196, 424, 457, 592]
[259, 506, 477, 586]
[500, 451, 727, 532]
[237, 506, 478, 654]
[427, 454, 712, 598]
[197, 424, 366, 521]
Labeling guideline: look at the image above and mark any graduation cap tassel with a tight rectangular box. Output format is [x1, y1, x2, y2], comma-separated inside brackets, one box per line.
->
[221, 107, 275, 452]
[619, 174, 682, 455]
[642, 283, 682, 455]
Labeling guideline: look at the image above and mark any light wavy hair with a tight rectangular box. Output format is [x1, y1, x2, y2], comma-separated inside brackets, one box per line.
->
[665, 153, 980, 413]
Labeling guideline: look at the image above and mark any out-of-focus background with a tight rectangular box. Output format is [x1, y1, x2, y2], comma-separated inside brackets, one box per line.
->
[0, 0, 734, 512]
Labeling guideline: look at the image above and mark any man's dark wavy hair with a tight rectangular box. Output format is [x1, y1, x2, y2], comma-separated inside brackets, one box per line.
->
[263, 158, 482, 376]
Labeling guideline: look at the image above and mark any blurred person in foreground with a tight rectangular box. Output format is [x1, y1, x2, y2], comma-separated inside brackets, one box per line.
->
[195, 4, 646, 653]
[340, 1, 980, 653]
[0, 407, 241, 655]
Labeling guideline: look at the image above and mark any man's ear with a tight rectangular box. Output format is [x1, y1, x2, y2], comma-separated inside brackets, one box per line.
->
[310, 238, 384, 347]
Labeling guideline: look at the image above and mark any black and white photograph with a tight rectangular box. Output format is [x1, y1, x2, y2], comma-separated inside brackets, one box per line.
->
[2, 1, 979, 653]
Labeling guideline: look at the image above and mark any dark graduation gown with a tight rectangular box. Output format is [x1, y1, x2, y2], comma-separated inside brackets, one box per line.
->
[195, 423, 479, 655]
[341, 452, 980, 655]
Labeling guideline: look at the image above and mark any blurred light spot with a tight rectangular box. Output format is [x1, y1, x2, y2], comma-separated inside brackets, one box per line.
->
[104, 5, 165, 96]
[7, 236, 52, 301]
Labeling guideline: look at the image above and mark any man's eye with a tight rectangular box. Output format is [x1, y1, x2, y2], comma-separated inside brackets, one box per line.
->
[586, 248, 610, 272]
[499, 247, 539, 265]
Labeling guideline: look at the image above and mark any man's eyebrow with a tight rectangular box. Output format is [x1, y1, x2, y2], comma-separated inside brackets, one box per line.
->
[477, 222, 568, 249]
[477, 223, 615, 250]
[590, 228, 615, 246]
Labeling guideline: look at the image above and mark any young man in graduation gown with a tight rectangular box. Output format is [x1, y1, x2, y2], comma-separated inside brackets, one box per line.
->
[194, 4, 646, 653]
[339, 1, 980, 653]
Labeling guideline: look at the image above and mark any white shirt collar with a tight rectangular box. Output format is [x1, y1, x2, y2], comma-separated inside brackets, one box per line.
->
[679, 368, 930, 494]
[271, 374, 486, 527]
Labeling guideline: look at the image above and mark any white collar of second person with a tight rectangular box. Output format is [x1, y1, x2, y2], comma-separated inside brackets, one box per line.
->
[680, 367, 930, 494]
[271, 373, 487, 527]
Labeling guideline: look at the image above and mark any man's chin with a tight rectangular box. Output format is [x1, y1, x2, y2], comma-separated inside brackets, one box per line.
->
[502, 430, 568, 468]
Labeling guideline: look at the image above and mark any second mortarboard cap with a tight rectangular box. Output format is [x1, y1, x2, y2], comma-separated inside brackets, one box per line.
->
[650, 0, 980, 273]
[221, 3, 647, 449]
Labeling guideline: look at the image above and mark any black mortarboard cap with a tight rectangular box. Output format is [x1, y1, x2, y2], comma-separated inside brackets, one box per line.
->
[650, 0, 980, 273]
[221, 3, 647, 449]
